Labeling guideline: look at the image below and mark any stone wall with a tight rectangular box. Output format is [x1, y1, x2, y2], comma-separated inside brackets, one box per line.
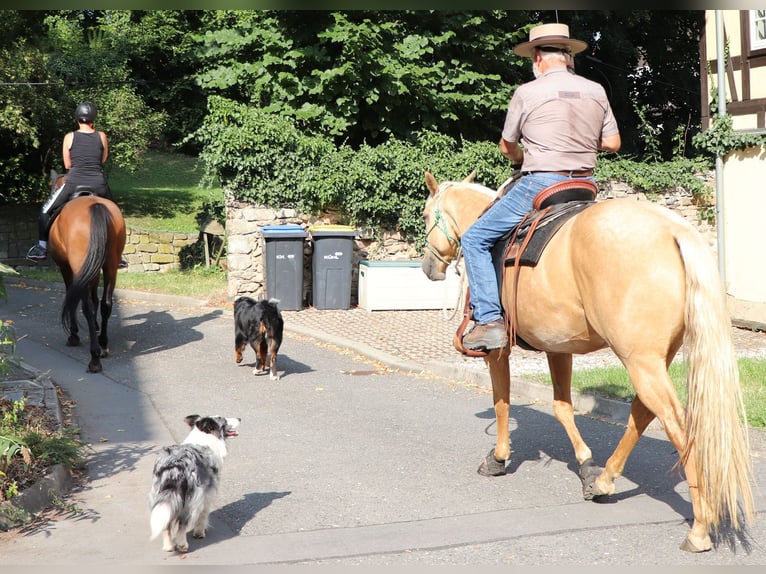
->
[225, 178, 718, 307]
[121, 227, 199, 272]
[0, 217, 38, 268]
[0, 215, 198, 273]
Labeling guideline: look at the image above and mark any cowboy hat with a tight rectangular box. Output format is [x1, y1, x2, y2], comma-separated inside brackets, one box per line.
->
[513, 23, 588, 58]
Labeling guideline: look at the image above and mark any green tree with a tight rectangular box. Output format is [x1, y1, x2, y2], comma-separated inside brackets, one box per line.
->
[44, 11, 166, 175]
[101, 10, 208, 149]
[546, 10, 704, 160]
[0, 10, 67, 203]
[194, 10, 534, 147]
[0, 10, 166, 204]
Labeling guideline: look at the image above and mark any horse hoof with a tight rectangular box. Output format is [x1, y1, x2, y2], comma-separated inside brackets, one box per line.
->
[579, 458, 605, 500]
[478, 448, 507, 476]
[67, 337, 80, 347]
[679, 535, 712, 553]
[88, 362, 102, 373]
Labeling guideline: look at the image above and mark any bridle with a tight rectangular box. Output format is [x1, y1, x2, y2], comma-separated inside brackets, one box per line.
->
[424, 183, 462, 268]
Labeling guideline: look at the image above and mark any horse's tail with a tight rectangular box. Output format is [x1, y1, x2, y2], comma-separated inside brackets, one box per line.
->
[676, 227, 754, 532]
[61, 203, 112, 335]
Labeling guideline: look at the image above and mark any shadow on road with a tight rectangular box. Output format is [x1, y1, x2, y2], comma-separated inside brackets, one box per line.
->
[119, 308, 224, 355]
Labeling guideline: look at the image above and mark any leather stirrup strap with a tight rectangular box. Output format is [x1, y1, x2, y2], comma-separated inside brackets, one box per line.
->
[503, 207, 551, 348]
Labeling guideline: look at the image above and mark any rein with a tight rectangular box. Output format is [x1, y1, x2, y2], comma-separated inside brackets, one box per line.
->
[424, 184, 463, 269]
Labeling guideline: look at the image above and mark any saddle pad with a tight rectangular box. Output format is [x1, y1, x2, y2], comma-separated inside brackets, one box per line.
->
[503, 201, 594, 267]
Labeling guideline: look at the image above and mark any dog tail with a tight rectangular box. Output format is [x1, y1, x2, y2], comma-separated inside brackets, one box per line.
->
[149, 502, 173, 540]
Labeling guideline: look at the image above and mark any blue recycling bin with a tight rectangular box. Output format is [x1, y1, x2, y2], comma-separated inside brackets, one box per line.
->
[260, 224, 307, 310]
[309, 224, 357, 310]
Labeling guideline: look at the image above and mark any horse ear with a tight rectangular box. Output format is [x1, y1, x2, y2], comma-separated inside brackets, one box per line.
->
[50, 169, 58, 183]
[463, 170, 477, 183]
[424, 171, 439, 196]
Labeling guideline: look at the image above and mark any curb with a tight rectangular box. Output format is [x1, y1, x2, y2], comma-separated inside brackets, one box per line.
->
[0, 464, 72, 531]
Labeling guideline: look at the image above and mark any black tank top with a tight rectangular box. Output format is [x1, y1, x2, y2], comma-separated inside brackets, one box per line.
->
[66, 131, 106, 188]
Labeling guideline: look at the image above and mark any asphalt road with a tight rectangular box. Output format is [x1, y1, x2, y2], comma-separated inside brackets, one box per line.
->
[1, 281, 764, 566]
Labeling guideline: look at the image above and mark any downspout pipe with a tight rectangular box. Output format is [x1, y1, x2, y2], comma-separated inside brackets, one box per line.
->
[715, 10, 727, 287]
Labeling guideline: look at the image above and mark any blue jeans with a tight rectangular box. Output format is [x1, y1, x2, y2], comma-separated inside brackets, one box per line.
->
[462, 172, 595, 324]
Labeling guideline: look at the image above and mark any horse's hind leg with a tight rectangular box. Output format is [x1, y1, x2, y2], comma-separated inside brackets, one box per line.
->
[618, 356, 712, 552]
[61, 273, 81, 347]
[478, 347, 512, 476]
[80, 291, 102, 373]
[99, 271, 117, 357]
[65, 303, 80, 347]
[585, 394, 655, 500]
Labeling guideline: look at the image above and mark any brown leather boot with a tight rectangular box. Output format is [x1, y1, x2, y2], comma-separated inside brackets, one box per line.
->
[462, 320, 508, 351]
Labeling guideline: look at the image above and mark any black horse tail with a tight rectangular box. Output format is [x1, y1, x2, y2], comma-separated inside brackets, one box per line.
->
[61, 203, 112, 336]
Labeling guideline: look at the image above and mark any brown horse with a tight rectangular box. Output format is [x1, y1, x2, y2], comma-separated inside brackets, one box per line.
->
[421, 171, 754, 553]
[47, 172, 126, 373]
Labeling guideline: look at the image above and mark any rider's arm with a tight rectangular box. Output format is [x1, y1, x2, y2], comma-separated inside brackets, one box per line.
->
[99, 131, 109, 164]
[62, 132, 74, 170]
[499, 137, 524, 166]
[599, 132, 621, 154]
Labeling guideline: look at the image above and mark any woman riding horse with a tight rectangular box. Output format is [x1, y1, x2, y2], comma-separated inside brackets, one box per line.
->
[27, 101, 126, 268]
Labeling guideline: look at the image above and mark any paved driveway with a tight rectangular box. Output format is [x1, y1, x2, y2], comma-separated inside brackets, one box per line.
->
[1, 281, 764, 565]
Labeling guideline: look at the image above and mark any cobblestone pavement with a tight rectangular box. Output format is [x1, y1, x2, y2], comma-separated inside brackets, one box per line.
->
[283, 305, 766, 377]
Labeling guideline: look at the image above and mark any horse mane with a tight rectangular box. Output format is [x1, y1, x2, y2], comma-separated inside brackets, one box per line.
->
[439, 181, 498, 199]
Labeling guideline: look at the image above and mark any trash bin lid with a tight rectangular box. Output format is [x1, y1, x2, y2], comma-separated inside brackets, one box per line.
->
[260, 224, 307, 238]
[309, 224, 357, 237]
[360, 260, 421, 268]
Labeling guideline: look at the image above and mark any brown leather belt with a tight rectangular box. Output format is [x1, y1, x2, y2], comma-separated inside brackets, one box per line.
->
[523, 169, 593, 177]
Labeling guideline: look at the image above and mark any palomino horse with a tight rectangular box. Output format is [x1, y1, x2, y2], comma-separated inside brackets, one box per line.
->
[421, 171, 754, 552]
[47, 171, 126, 373]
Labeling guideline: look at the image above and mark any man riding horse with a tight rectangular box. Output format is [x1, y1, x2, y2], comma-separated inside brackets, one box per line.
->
[461, 23, 621, 351]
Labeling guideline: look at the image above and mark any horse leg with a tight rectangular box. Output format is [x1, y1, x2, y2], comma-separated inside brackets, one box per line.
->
[98, 267, 120, 359]
[65, 300, 81, 347]
[478, 347, 512, 476]
[92, 286, 101, 334]
[59, 271, 81, 347]
[585, 395, 655, 500]
[545, 352, 600, 494]
[605, 356, 712, 551]
[80, 290, 102, 373]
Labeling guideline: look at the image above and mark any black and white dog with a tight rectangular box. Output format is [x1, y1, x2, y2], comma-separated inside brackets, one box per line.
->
[149, 414, 241, 552]
[234, 296, 284, 380]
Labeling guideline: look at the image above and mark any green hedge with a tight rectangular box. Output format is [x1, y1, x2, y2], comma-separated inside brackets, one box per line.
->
[190, 96, 715, 244]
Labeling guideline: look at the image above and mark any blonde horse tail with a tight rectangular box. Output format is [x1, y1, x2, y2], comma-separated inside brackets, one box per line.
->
[676, 228, 754, 531]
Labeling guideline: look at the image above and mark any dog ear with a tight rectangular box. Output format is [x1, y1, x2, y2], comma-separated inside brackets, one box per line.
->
[184, 414, 201, 428]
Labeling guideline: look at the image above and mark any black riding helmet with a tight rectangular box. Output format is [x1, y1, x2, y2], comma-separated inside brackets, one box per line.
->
[75, 102, 97, 124]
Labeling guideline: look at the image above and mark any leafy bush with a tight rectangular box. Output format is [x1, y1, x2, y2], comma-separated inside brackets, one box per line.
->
[192, 96, 721, 243]
[692, 113, 766, 157]
[0, 395, 86, 502]
[190, 96, 510, 243]
[595, 156, 713, 199]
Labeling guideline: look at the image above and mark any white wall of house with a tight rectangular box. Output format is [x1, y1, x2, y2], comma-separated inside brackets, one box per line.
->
[722, 146, 766, 325]
[705, 10, 766, 327]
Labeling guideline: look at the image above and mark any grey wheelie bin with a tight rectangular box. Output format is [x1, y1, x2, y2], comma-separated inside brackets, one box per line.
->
[309, 224, 357, 310]
[260, 224, 307, 310]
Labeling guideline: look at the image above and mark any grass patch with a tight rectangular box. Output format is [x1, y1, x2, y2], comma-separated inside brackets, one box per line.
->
[108, 149, 222, 233]
[15, 266, 227, 301]
[525, 359, 766, 428]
